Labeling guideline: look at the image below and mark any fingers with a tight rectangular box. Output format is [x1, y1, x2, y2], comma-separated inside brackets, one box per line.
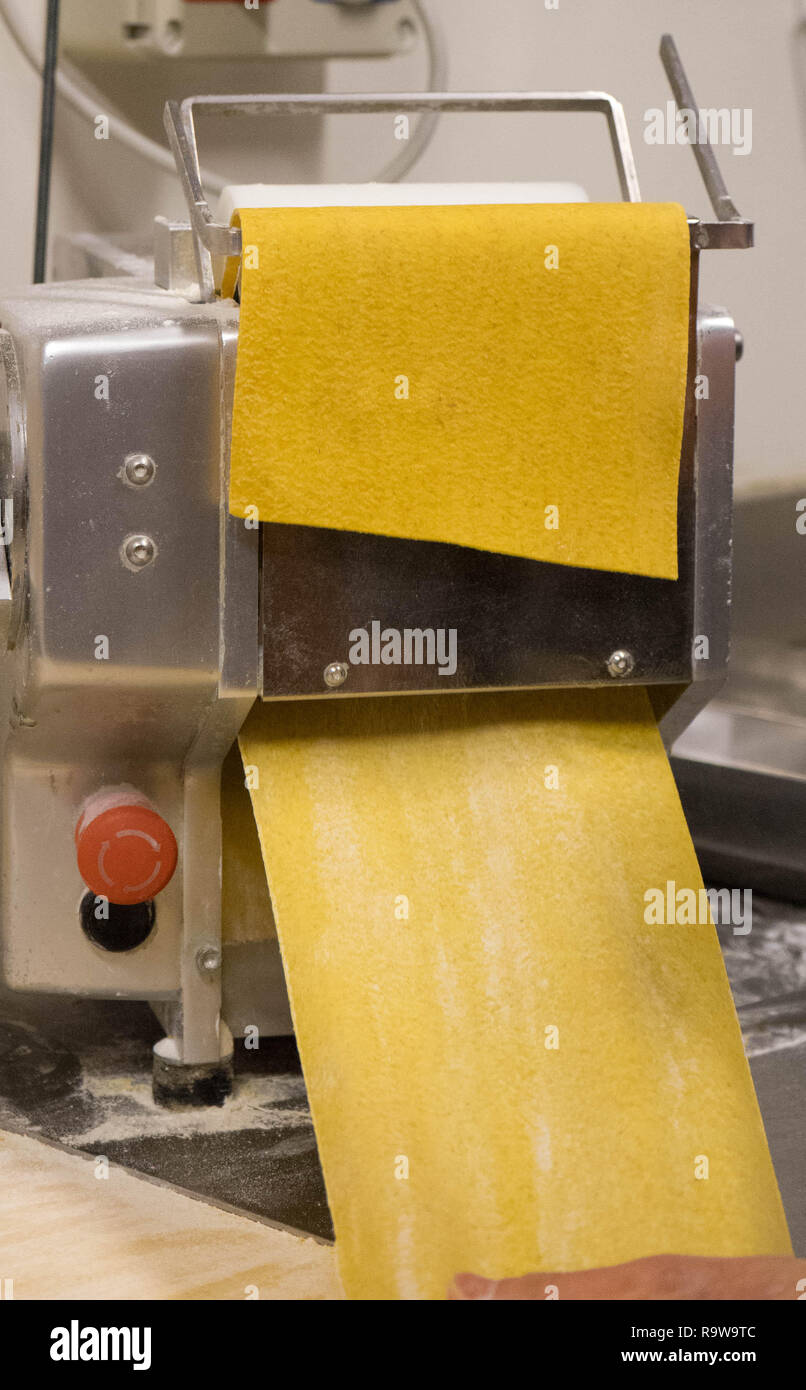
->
[448, 1254, 806, 1301]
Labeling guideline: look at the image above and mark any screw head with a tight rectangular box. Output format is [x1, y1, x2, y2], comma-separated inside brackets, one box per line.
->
[606, 649, 635, 678]
[121, 533, 157, 570]
[196, 945, 221, 975]
[122, 452, 156, 487]
[323, 661, 349, 688]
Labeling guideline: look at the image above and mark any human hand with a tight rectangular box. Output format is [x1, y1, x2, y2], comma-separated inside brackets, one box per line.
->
[448, 1254, 806, 1301]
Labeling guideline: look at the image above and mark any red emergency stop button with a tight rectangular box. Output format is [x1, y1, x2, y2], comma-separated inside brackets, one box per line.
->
[75, 787, 178, 906]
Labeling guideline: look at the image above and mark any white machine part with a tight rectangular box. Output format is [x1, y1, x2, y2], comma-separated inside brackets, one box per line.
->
[60, 0, 422, 61]
[215, 181, 588, 221]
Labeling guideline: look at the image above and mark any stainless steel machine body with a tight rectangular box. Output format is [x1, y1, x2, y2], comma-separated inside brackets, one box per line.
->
[0, 38, 753, 1096]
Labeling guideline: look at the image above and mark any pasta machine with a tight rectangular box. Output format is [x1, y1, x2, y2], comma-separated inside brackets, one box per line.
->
[0, 37, 752, 1102]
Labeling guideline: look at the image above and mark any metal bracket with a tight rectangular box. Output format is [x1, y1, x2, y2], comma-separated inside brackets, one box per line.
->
[660, 34, 753, 251]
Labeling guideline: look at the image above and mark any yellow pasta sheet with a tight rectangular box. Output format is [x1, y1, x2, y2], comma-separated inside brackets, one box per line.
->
[228, 202, 691, 579]
[240, 688, 790, 1301]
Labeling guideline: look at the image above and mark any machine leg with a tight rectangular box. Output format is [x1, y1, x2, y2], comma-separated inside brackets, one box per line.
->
[150, 722, 244, 1106]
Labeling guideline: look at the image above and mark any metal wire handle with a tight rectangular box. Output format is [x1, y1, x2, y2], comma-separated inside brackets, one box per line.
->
[164, 90, 641, 302]
[163, 34, 752, 302]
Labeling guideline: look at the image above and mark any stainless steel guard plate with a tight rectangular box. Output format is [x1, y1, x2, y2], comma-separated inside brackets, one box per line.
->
[260, 520, 694, 697]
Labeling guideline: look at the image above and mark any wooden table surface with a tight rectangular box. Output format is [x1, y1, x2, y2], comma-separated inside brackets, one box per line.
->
[0, 1127, 341, 1301]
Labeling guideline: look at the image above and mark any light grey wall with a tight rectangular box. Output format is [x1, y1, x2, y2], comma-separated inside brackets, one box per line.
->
[2, 0, 805, 490]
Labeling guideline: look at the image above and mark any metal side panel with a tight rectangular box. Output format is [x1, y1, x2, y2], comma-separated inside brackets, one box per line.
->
[0, 281, 253, 999]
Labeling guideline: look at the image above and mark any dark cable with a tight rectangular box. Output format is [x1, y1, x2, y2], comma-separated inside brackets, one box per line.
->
[33, 0, 61, 284]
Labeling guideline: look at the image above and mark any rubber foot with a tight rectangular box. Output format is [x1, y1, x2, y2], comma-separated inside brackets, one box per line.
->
[152, 1052, 234, 1108]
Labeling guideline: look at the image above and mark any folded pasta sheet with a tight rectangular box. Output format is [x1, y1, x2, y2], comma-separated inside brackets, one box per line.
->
[227, 202, 691, 579]
[240, 688, 791, 1301]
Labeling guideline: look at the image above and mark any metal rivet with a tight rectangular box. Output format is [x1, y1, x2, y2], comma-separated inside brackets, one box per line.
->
[693, 225, 709, 250]
[122, 452, 156, 487]
[196, 945, 221, 975]
[606, 649, 635, 678]
[323, 661, 349, 688]
[121, 533, 157, 570]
